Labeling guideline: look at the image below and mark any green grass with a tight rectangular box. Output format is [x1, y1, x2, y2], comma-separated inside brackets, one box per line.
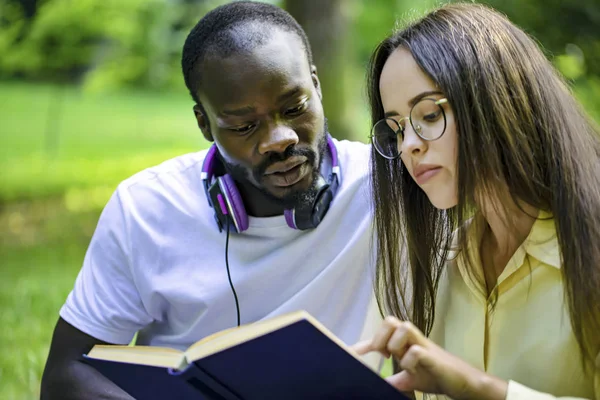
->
[0, 196, 100, 399]
[0, 80, 211, 399]
[0, 81, 207, 202]
[0, 244, 87, 399]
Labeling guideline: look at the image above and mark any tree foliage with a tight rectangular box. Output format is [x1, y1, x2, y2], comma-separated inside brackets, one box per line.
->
[0, 0, 597, 136]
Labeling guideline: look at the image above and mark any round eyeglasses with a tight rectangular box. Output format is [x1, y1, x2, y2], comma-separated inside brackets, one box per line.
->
[370, 97, 448, 160]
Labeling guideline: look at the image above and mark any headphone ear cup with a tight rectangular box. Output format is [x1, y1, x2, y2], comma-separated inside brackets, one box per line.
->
[306, 184, 333, 229]
[312, 185, 333, 221]
[286, 178, 331, 230]
[219, 174, 249, 232]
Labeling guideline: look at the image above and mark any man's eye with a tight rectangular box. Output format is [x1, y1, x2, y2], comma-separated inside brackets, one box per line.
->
[285, 100, 308, 116]
[229, 124, 256, 135]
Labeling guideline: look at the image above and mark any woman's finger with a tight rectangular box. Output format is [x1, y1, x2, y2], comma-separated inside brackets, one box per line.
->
[385, 324, 411, 359]
[369, 316, 403, 357]
[385, 370, 415, 392]
[398, 344, 428, 374]
[350, 340, 373, 355]
[386, 321, 429, 359]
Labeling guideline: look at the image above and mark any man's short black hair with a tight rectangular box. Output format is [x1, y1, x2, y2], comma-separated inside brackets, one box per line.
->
[182, 1, 313, 105]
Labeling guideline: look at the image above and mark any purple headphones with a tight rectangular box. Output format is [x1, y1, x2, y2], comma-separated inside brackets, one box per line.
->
[201, 135, 340, 232]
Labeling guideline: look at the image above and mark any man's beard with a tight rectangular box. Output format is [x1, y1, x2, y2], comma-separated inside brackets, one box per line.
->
[220, 121, 329, 210]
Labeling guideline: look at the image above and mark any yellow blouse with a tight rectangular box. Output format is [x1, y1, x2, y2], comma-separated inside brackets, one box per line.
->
[425, 212, 599, 399]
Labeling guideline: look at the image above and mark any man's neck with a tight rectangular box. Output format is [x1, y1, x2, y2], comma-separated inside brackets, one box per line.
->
[235, 180, 287, 218]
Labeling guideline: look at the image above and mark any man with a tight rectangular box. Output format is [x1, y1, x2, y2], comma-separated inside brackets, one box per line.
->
[41, 2, 380, 399]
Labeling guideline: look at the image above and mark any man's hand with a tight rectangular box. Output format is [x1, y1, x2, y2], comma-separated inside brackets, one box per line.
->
[352, 316, 508, 400]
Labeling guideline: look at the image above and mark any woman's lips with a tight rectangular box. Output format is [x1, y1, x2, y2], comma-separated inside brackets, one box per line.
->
[414, 165, 442, 185]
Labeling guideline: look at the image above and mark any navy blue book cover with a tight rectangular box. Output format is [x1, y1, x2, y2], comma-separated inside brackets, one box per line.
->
[192, 320, 407, 400]
[83, 356, 206, 399]
[85, 319, 409, 400]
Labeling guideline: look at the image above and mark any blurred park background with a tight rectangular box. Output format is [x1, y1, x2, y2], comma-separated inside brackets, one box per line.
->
[0, 0, 599, 398]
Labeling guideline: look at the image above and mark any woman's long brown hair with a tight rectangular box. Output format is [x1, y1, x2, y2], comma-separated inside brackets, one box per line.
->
[368, 3, 600, 367]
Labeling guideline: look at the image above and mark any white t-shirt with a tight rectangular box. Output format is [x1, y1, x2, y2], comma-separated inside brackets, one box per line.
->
[60, 139, 381, 355]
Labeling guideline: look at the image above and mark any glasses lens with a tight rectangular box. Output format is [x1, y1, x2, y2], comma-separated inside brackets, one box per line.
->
[372, 118, 401, 159]
[410, 98, 446, 140]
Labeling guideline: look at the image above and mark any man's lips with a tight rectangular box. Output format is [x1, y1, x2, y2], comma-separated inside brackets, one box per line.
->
[264, 156, 308, 175]
[265, 162, 309, 188]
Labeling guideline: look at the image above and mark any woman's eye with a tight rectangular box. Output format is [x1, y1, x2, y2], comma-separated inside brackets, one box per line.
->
[423, 110, 442, 122]
[285, 100, 308, 116]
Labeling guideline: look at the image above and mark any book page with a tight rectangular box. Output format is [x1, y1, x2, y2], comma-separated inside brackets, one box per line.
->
[184, 310, 368, 367]
[87, 345, 187, 370]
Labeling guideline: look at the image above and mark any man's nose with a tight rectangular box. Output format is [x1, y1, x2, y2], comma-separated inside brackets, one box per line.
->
[258, 123, 299, 155]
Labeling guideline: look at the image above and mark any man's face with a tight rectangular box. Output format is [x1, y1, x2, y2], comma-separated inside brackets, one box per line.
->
[195, 30, 327, 209]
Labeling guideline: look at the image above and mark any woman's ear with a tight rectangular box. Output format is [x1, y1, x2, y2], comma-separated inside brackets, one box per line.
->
[193, 104, 213, 142]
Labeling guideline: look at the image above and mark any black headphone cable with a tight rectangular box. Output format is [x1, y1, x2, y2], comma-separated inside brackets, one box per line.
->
[225, 221, 241, 327]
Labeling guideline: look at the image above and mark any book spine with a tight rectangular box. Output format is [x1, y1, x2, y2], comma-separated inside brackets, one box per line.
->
[169, 365, 243, 400]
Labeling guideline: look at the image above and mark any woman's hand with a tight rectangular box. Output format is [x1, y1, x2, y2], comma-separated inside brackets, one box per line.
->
[352, 317, 508, 400]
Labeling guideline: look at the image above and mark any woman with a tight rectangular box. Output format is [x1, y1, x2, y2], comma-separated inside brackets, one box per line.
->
[354, 3, 600, 399]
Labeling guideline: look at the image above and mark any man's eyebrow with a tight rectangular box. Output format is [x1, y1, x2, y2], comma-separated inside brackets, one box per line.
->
[383, 90, 444, 118]
[221, 106, 256, 117]
[220, 87, 305, 117]
[277, 87, 303, 103]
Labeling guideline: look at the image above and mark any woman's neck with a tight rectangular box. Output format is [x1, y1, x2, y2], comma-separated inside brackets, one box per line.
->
[478, 196, 538, 284]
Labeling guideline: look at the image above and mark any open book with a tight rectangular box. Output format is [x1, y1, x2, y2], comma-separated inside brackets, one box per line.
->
[84, 310, 408, 400]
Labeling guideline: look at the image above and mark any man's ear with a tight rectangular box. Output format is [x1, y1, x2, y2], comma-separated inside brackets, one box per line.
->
[310, 65, 322, 100]
[193, 104, 213, 142]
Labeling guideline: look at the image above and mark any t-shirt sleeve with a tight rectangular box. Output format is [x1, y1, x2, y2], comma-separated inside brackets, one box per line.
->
[60, 187, 153, 344]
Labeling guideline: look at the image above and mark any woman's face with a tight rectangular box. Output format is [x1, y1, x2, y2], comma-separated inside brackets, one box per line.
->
[379, 47, 459, 209]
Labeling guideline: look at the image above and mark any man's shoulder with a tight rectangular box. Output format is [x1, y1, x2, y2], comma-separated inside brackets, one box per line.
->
[118, 150, 208, 194]
[332, 138, 372, 184]
[333, 138, 371, 159]
[108, 150, 211, 220]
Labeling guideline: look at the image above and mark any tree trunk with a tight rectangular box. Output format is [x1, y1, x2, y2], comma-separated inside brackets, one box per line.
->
[14, 0, 37, 19]
[285, 0, 357, 141]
